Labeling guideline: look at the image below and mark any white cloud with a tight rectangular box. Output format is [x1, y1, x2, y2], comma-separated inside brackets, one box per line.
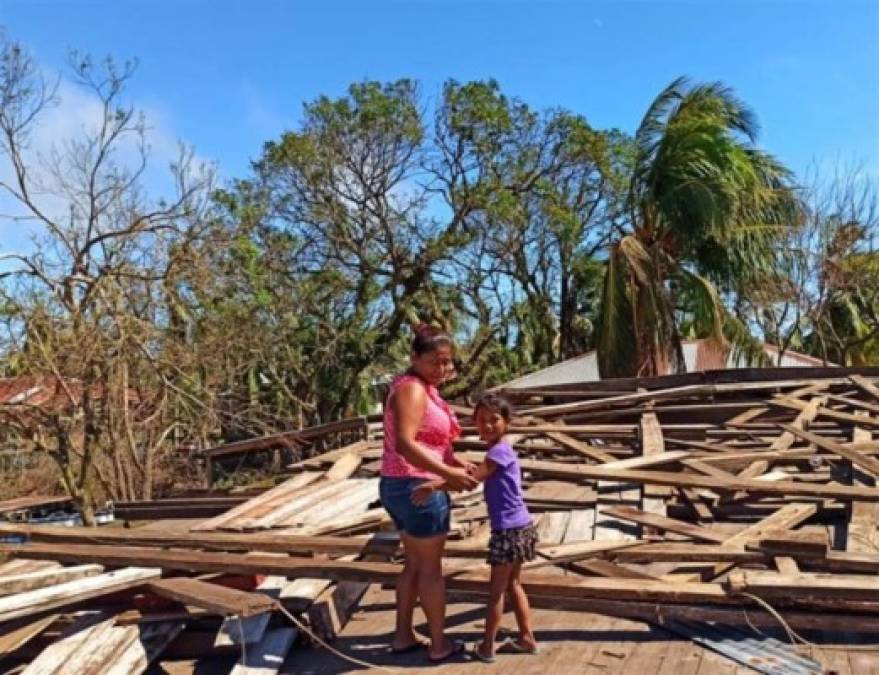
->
[0, 67, 203, 263]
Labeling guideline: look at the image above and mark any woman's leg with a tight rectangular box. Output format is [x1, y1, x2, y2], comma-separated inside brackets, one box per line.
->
[400, 532, 454, 659]
[508, 563, 538, 649]
[477, 563, 513, 658]
[392, 535, 424, 650]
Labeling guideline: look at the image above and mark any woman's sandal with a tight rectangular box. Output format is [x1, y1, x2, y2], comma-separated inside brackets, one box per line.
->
[389, 640, 427, 655]
[427, 639, 465, 663]
[470, 642, 496, 663]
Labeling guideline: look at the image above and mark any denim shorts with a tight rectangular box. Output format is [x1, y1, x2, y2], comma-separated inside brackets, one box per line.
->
[379, 476, 451, 538]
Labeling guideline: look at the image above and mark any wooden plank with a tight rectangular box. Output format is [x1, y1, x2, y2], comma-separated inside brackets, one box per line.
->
[190, 471, 323, 532]
[237, 479, 356, 530]
[104, 621, 185, 675]
[307, 579, 370, 642]
[0, 567, 161, 623]
[725, 405, 769, 427]
[562, 509, 595, 542]
[216, 575, 287, 647]
[536, 538, 645, 564]
[147, 577, 277, 617]
[0, 495, 71, 515]
[600, 506, 727, 543]
[851, 374, 879, 401]
[770, 395, 824, 452]
[0, 614, 58, 657]
[535, 511, 570, 545]
[707, 503, 817, 579]
[773, 398, 879, 428]
[21, 617, 118, 675]
[848, 411, 879, 554]
[567, 558, 659, 580]
[0, 542, 738, 605]
[525, 384, 718, 417]
[0, 523, 431, 557]
[523, 481, 596, 508]
[544, 431, 617, 463]
[517, 458, 879, 500]
[640, 412, 672, 518]
[278, 478, 378, 529]
[325, 452, 361, 481]
[229, 627, 297, 675]
[729, 569, 879, 601]
[774, 556, 799, 575]
[0, 564, 103, 597]
[753, 531, 829, 557]
[600, 450, 690, 471]
[782, 424, 879, 479]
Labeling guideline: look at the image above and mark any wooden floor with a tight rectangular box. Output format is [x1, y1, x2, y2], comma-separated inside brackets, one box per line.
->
[278, 586, 878, 675]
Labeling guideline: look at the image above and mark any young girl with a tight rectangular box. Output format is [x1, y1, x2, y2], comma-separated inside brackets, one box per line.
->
[413, 392, 539, 663]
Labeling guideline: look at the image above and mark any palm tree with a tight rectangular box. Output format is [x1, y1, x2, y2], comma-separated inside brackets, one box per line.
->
[596, 77, 802, 378]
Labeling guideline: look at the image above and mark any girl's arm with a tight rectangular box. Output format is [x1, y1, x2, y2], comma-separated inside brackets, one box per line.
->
[394, 382, 477, 492]
[412, 459, 497, 505]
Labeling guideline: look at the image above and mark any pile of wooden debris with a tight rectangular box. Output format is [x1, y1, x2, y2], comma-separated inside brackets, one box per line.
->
[0, 367, 878, 673]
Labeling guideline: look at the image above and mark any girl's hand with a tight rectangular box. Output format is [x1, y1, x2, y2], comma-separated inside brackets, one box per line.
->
[444, 467, 478, 491]
[411, 484, 435, 506]
[462, 460, 478, 475]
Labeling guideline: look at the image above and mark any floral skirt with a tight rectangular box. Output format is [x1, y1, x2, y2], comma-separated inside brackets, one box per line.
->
[487, 524, 538, 566]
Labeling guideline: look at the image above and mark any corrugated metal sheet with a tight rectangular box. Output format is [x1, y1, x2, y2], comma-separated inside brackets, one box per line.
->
[503, 340, 836, 389]
[665, 620, 823, 675]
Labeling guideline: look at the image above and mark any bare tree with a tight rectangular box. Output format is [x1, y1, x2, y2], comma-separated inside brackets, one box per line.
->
[0, 36, 216, 521]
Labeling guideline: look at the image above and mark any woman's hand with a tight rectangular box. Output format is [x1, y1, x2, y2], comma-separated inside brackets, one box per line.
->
[444, 467, 478, 491]
[411, 484, 435, 506]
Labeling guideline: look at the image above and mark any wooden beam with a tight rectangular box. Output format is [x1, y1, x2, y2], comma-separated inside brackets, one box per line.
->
[0, 567, 160, 623]
[729, 569, 879, 602]
[147, 578, 277, 617]
[781, 424, 879, 479]
[639, 413, 671, 522]
[544, 432, 617, 463]
[850, 375, 879, 402]
[0, 541, 738, 605]
[0, 564, 103, 597]
[518, 458, 879, 500]
[848, 412, 879, 554]
[0, 524, 439, 558]
[599, 506, 727, 544]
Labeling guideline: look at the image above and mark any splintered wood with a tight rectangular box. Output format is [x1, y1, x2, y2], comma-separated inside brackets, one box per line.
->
[1, 368, 878, 672]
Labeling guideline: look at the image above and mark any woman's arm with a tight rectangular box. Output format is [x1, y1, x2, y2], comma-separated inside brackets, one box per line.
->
[393, 382, 477, 491]
[412, 459, 496, 505]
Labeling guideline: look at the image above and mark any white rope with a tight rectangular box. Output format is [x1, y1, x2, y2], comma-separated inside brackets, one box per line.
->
[274, 603, 400, 673]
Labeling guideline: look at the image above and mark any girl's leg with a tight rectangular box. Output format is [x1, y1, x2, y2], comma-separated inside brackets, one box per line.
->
[508, 563, 538, 649]
[392, 534, 424, 650]
[477, 563, 513, 658]
[400, 532, 455, 659]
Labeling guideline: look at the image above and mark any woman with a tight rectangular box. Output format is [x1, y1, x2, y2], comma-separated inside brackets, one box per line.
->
[379, 325, 478, 662]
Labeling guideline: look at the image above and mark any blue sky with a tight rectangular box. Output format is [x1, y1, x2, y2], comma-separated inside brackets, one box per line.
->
[1, 0, 878, 238]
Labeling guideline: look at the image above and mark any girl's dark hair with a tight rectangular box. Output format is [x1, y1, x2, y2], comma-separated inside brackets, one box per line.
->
[474, 392, 514, 421]
[411, 324, 453, 356]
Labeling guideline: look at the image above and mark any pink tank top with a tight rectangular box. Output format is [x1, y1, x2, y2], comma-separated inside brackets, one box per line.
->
[381, 373, 461, 479]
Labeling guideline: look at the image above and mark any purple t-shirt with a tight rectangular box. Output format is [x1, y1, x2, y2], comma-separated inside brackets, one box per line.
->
[484, 440, 532, 531]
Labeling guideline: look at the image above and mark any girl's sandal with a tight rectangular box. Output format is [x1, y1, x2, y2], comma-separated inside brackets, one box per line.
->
[499, 638, 541, 655]
[471, 642, 497, 663]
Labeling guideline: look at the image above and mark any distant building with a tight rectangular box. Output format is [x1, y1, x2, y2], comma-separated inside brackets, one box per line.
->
[499, 339, 833, 390]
